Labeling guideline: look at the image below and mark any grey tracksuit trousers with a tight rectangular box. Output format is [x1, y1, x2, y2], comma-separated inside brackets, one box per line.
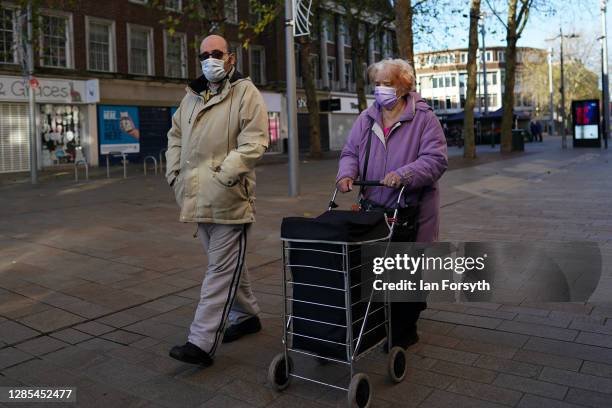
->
[187, 223, 260, 356]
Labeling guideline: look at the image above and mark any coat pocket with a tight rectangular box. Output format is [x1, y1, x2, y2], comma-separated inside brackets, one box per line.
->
[172, 173, 185, 208]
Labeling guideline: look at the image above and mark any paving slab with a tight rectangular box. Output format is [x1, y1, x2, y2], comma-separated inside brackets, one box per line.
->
[1, 141, 612, 407]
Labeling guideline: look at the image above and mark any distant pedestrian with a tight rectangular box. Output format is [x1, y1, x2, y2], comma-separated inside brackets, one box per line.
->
[165, 34, 269, 366]
[536, 120, 543, 142]
[336, 58, 448, 350]
[530, 120, 538, 142]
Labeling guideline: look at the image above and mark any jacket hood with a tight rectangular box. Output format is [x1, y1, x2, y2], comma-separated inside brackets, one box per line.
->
[366, 91, 432, 124]
[188, 68, 244, 94]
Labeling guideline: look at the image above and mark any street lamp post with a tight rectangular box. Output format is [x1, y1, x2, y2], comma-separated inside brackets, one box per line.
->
[285, 0, 300, 196]
[480, 21, 489, 116]
[546, 29, 579, 149]
[601, 0, 610, 149]
[548, 48, 554, 136]
[560, 28, 567, 148]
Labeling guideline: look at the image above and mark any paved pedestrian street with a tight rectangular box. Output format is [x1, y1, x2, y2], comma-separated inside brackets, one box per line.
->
[1, 139, 611, 408]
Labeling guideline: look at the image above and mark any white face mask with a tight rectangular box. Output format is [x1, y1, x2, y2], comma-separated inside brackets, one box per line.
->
[202, 58, 227, 83]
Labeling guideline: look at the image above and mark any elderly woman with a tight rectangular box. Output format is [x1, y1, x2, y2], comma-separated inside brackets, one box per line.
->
[336, 58, 448, 349]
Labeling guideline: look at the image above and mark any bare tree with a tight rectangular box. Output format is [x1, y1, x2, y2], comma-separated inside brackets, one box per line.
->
[394, 0, 415, 65]
[463, 0, 481, 159]
[394, 0, 437, 66]
[152, 0, 283, 48]
[339, 0, 395, 111]
[484, 0, 557, 152]
[296, 0, 322, 158]
[521, 43, 599, 124]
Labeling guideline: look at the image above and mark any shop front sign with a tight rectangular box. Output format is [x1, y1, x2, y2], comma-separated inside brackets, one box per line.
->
[0, 76, 99, 104]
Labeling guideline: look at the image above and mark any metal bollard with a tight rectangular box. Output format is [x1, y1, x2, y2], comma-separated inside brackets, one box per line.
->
[106, 151, 127, 179]
[74, 160, 89, 182]
[120, 153, 127, 179]
[143, 156, 158, 176]
[159, 148, 167, 173]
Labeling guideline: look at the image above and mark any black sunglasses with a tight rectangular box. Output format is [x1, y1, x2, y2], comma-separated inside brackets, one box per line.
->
[198, 50, 229, 61]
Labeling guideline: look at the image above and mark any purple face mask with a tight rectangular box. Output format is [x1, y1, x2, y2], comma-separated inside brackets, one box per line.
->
[374, 85, 399, 109]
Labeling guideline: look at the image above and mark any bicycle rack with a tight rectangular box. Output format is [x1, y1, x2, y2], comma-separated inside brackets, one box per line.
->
[106, 152, 127, 179]
[143, 156, 158, 176]
[74, 160, 89, 182]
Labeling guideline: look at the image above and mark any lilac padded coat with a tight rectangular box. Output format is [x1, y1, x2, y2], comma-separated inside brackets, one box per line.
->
[336, 92, 448, 243]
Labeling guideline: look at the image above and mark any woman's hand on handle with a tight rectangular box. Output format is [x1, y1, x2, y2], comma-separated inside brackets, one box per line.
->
[337, 177, 354, 193]
[381, 171, 402, 188]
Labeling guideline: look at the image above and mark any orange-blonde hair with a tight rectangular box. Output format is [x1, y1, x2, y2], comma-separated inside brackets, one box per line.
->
[367, 58, 416, 95]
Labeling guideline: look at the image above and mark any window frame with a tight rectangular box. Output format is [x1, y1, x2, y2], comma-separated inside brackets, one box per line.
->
[249, 45, 266, 85]
[127, 23, 155, 76]
[224, 0, 238, 25]
[230, 41, 243, 73]
[324, 14, 335, 44]
[344, 59, 353, 85]
[85, 16, 116, 73]
[164, 0, 182, 12]
[326, 56, 336, 82]
[39, 10, 74, 69]
[163, 30, 187, 78]
[0, 5, 18, 65]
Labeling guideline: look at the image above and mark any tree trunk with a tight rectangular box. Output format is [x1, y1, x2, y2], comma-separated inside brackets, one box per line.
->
[463, 0, 480, 159]
[500, 0, 519, 153]
[394, 0, 414, 65]
[298, 37, 322, 158]
[350, 21, 368, 112]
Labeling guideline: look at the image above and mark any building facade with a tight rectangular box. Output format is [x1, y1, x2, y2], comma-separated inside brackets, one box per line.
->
[414, 46, 546, 118]
[0, 0, 396, 173]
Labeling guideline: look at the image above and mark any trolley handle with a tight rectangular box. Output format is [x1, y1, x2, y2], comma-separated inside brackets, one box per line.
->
[351, 180, 384, 187]
[328, 179, 406, 216]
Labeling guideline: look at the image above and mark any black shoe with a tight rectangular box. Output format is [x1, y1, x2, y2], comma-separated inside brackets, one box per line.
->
[222, 316, 262, 343]
[169, 342, 213, 366]
[384, 330, 420, 353]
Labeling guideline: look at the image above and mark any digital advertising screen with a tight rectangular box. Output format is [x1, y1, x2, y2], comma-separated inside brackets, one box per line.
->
[571, 99, 601, 147]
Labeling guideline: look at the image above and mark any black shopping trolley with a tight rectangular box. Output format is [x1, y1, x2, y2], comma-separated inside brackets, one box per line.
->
[268, 181, 409, 408]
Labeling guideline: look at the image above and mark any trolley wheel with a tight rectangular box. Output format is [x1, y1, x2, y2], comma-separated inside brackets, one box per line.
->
[388, 347, 407, 383]
[268, 353, 292, 391]
[347, 373, 372, 408]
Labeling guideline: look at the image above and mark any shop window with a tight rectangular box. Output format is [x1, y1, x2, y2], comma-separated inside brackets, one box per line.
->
[225, 0, 238, 24]
[0, 7, 16, 64]
[128, 24, 154, 75]
[41, 13, 73, 69]
[40, 104, 84, 166]
[249, 46, 265, 85]
[0, 103, 29, 173]
[87, 17, 115, 72]
[164, 31, 187, 78]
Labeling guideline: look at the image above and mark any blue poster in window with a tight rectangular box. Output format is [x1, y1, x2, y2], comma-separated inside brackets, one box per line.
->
[170, 106, 178, 119]
[98, 105, 140, 154]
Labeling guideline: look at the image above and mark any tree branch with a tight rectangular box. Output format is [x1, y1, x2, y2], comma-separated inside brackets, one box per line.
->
[483, 0, 509, 29]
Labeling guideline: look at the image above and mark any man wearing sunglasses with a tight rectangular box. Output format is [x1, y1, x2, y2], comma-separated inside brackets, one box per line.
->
[166, 34, 269, 366]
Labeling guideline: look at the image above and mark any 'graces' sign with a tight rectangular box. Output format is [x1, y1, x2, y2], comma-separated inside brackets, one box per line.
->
[0, 76, 99, 104]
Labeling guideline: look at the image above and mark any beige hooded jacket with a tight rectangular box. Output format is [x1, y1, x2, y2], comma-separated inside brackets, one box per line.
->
[165, 70, 269, 224]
